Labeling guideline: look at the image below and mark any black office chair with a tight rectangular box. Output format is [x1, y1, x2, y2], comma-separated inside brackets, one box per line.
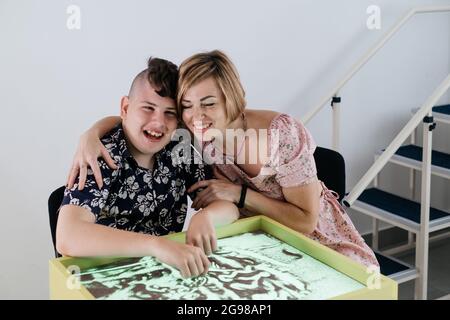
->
[313, 146, 346, 203]
[48, 186, 65, 258]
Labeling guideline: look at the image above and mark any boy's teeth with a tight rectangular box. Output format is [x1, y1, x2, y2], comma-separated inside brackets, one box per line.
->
[146, 130, 163, 138]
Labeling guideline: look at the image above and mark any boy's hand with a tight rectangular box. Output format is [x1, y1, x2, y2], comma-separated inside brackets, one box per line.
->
[153, 237, 210, 278]
[186, 210, 217, 256]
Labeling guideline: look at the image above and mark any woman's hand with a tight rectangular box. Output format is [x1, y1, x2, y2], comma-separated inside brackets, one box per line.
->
[66, 131, 118, 190]
[188, 168, 241, 210]
[186, 210, 217, 255]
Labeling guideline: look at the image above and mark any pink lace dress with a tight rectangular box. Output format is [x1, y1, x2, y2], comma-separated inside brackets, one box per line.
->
[202, 113, 379, 268]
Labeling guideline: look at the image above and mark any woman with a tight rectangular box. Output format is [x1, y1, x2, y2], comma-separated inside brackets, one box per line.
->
[68, 50, 378, 268]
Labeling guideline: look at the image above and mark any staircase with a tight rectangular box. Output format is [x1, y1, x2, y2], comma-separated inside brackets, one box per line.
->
[300, 5, 450, 300]
[352, 104, 450, 299]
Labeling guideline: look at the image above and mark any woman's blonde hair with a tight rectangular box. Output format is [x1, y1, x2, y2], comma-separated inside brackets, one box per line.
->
[177, 50, 246, 123]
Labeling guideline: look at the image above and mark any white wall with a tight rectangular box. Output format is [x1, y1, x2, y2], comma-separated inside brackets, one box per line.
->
[0, 0, 449, 299]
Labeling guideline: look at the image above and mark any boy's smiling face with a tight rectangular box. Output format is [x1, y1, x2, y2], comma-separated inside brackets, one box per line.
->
[121, 78, 178, 168]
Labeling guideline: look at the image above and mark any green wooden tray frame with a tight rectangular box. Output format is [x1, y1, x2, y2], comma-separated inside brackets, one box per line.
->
[49, 215, 397, 300]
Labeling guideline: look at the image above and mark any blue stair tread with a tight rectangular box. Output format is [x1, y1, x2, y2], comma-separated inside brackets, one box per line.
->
[433, 104, 450, 116]
[357, 188, 450, 224]
[395, 145, 450, 170]
[375, 252, 410, 276]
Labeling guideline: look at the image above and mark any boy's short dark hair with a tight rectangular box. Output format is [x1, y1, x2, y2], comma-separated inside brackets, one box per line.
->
[147, 57, 179, 100]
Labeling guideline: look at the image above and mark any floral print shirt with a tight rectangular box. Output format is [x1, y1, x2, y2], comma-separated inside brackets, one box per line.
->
[61, 124, 212, 235]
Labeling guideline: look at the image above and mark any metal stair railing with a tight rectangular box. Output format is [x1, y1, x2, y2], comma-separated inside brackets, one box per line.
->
[349, 74, 450, 300]
[344, 73, 450, 206]
[299, 5, 450, 300]
[301, 5, 450, 151]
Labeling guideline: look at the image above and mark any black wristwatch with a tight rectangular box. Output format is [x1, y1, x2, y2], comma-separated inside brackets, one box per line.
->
[237, 185, 248, 208]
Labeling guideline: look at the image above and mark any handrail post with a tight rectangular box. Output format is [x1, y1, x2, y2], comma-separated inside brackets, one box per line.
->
[344, 73, 450, 207]
[332, 92, 341, 151]
[415, 114, 434, 300]
[408, 122, 417, 247]
[372, 153, 380, 251]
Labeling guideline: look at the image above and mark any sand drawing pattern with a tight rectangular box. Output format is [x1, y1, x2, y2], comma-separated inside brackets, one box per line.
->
[80, 232, 364, 299]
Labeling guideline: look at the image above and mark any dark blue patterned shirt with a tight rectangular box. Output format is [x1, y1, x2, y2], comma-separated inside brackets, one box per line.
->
[61, 124, 212, 235]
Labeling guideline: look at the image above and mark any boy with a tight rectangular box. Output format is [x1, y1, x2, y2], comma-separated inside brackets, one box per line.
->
[57, 57, 239, 278]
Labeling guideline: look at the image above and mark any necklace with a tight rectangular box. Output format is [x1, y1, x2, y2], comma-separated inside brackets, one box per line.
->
[217, 113, 248, 160]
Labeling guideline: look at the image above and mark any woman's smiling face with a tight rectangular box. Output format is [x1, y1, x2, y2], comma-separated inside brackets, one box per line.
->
[180, 77, 228, 142]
